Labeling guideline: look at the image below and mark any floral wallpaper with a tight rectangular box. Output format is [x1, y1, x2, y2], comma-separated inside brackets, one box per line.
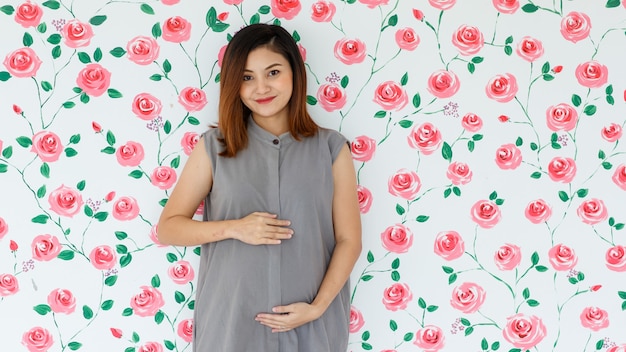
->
[0, 0, 625, 351]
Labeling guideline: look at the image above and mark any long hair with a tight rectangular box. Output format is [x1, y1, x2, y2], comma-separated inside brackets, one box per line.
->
[218, 23, 318, 157]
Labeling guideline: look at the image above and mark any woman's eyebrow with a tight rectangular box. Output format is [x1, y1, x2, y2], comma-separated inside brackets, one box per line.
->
[243, 63, 283, 72]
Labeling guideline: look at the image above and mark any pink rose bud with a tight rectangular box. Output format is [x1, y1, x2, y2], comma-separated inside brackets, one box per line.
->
[13, 104, 22, 114]
[498, 115, 509, 122]
[590, 285, 602, 292]
[92, 121, 102, 133]
[10, 240, 18, 251]
[105, 191, 116, 202]
[553, 65, 563, 73]
[413, 9, 424, 20]
[110, 328, 123, 338]
[217, 12, 229, 21]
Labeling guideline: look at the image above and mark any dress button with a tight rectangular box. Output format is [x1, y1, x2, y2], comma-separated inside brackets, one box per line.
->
[272, 139, 279, 145]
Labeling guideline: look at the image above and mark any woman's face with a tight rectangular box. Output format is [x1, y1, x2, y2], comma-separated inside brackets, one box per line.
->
[239, 47, 293, 124]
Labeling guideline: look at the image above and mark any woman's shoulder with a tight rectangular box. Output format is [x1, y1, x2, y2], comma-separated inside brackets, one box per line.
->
[312, 127, 348, 161]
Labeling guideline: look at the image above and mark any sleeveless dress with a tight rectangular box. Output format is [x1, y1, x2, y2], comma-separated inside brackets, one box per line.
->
[193, 119, 350, 352]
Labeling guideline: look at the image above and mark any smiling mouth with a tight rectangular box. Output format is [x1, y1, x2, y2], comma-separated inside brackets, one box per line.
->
[255, 97, 275, 104]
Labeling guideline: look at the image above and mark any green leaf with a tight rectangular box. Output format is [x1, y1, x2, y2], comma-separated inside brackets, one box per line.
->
[152, 274, 161, 288]
[373, 110, 387, 118]
[391, 258, 400, 269]
[515, 137, 523, 146]
[418, 297, 426, 309]
[159, 198, 168, 207]
[460, 318, 471, 326]
[597, 339, 606, 350]
[259, 5, 271, 14]
[34, 304, 52, 315]
[448, 273, 457, 284]
[46, 33, 61, 45]
[40, 162, 50, 178]
[213, 22, 230, 33]
[426, 305, 438, 312]
[152, 22, 162, 38]
[101, 146, 115, 154]
[170, 155, 180, 169]
[78, 52, 91, 63]
[388, 14, 398, 27]
[464, 326, 474, 336]
[122, 307, 133, 316]
[606, 95, 615, 105]
[416, 215, 429, 223]
[165, 340, 176, 350]
[530, 142, 538, 151]
[527, 299, 540, 307]
[452, 186, 461, 196]
[399, 120, 413, 128]
[403, 332, 414, 342]
[107, 89, 122, 98]
[250, 13, 260, 25]
[90, 15, 107, 25]
[467, 140, 475, 152]
[530, 172, 542, 179]
[306, 95, 317, 105]
[471, 56, 484, 64]
[584, 105, 597, 116]
[51, 45, 61, 59]
[606, 0, 620, 8]
[602, 161, 613, 170]
[64, 147, 77, 157]
[175, 291, 186, 303]
[188, 116, 200, 125]
[292, 30, 301, 43]
[94, 48, 103, 62]
[94, 212, 108, 222]
[472, 134, 484, 141]
[572, 94, 582, 107]
[340, 75, 349, 88]
[522, 3, 539, 12]
[558, 191, 569, 202]
[598, 150, 606, 159]
[0, 71, 11, 81]
[541, 62, 550, 74]
[140, 3, 154, 14]
[32, 214, 49, 224]
[577, 271, 585, 281]
[164, 120, 172, 134]
[120, 253, 132, 267]
[505, 35, 513, 44]
[105, 275, 118, 286]
[41, 81, 53, 91]
[63, 101, 76, 109]
[155, 310, 165, 324]
[80, 92, 90, 104]
[83, 305, 94, 319]
[389, 320, 397, 331]
[361, 274, 373, 281]
[116, 244, 128, 254]
[0, 5, 15, 15]
[615, 223, 625, 230]
[166, 253, 178, 263]
[443, 188, 452, 198]
[491, 341, 500, 350]
[361, 342, 372, 350]
[442, 266, 454, 274]
[0, 164, 7, 173]
[36, 185, 46, 198]
[68, 342, 82, 351]
[391, 270, 400, 281]
[42, 1, 61, 9]
[76, 180, 85, 192]
[481, 338, 488, 351]
[206, 6, 217, 27]
[618, 291, 626, 299]
[84, 205, 94, 217]
[101, 300, 114, 310]
[605, 84, 614, 95]
[412, 93, 421, 108]
[441, 142, 452, 161]
[609, 217, 615, 226]
[504, 45, 512, 56]
[115, 231, 128, 240]
[23, 32, 34, 47]
[163, 59, 172, 73]
[523, 287, 530, 300]
[543, 74, 554, 81]
[366, 250, 374, 263]
[400, 72, 408, 86]
[531, 251, 539, 265]
[106, 130, 116, 146]
[489, 191, 498, 201]
[110, 47, 126, 58]
[576, 189, 588, 198]
[58, 250, 75, 260]
[535, 265, 548, 272]
[395, 204, 405, 216]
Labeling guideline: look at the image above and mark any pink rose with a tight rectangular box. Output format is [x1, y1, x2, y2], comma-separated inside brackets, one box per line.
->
[427, 70, 460, 98]
[575, 61, 608, 88]
[349, 306, 365, 333]
[548, 243, 578, 271]
[580, 307, 609, 331]
[492, 0, 519, 14]
[22, 327, 54, 352]
[608, 346, 626, 352]
[138, 342, 163, 352]
[446, 161, 472, 185]
[150, 224, 166, 247]
[494, 243, 522, 270]
[47, 288, 76, 314]
[495, 143, 522, 170]
[178, 87, 207, 112]
[162, 0, 180, 4]
[271, 0, 301, 20]
[461, 113, 483, 132]
[547, 157, 576, 183]
[613, 164, 626, 190]
[470, 200, 501, 229]
[132, 93, 162, 121]
[177, 319, 194, 343]
[311, 1, 336, 22]
[168, 260, 195, 285]
[601, 123, 622, 142]
[317, 83, 347, 112]
[224, 0, 244, 3]
[359, 0, 389, 8]
[89, 245, 117, 270]
[413, 325, 445, 352]
[382, 283, 413, 311]
[407, 122, 442, 155]
[0, 216, 7, 239]
[485, 73, 518, 103]
[181, 132, 199, 156]
[388, 168, 421, 200]
[516, 36, 544, 62]
[373, 81, 408, 111]
[0, 273, 19, 296]
[577, 198, 608, 225]
[151, 166, 177, 190]
[356, 185, 373, 214]
[395, 28, 420, 51]
[298, 44, 307, 62]
[450, 282, 486, 314]
[130, 286, 165, 317]
[48, 184, 83, 218]
[428, 0, 456, 10]
[14, 1, 44, 27]
[434, 231, 465, 260]
[351, 135, 376, 162]
[525, 199, 552, 224]
[334, 38, 366, 65]
[451, 25, 484, 56]
[31, 131, 63, 162]
[381, 224, 414, 253]
[162, 16, 191, 43]
[76, 63, 111, 97]
[605, 245, 626, 272]
[116, 141, 145, 167]
[3, 47, 42, 78]
[31, 234, 61, 261]
[112, 196, 140, 221]
[502, 314, 547, 349]
[546, 103, 578, 131]
[560, 12, 592, 43]
[61, 19, 94, 48]
[217, 44, 227, 67]
[127, 36, 160, 65]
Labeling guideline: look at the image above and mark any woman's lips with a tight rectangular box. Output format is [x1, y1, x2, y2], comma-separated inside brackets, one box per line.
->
[255, 97, 275, 104]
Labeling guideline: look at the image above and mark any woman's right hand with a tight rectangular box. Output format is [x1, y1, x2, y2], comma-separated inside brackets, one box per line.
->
[233, 212, 293, 245]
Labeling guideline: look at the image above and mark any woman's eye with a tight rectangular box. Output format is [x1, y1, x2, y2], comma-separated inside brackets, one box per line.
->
[268, 70, 279, 76]
[243, 75, 252, 81]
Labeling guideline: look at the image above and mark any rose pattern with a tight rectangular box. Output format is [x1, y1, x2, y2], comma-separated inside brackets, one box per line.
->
[450, 282, 486, 314]
[162, 16, 192, 43]
[76, 63, 111, 97]
[516, 36, 543, 62]
[413, 325, 445, 351]
[48, 184, 83, 218]
[112, 196, 140, 221]
[502, 314, 547, 349]
[428, 0, 456, 11]
[349, 306, 365, 333]
[311, 1, 336, 22]
[317, 83, 347, 112]
[22, 327, 54, 352]
[547, 156, 577, 183]
[334, 38, 367, 65]
[485, 73, 518, 102]
[47, 288, 76, 314]
[31, 234, 61, 261]
[446, 161, 472, 185]
[470, 200, 501, 229]
[151, 166, 177, 190]
[495, 143, 522, 170]
[130, 286, 165, 317]
[580, 306, 609, 331]
[373, 81, 408, 111]
[127, 36, 160, 65]
[168, 260, 195, 285]
[351, 135, 376, 162]
[395, 28, 420, 51]
[451, 25, 484, 56]
[548, 243, 578, 271]
[576, 198, 608, 225]
[434, 231, 465, 260]
[427, 70, 460, 98]
[271, 0, 301, 20]
[380, 224, 414, 253]
[116, 141, 145, 167]
[3, 47, 42, 78]
[407, 122, 443, 155]
[388, 168, 421, 200]
[0, 2, 624, 351]
[382, 282, 413, 311]
[178, 87, 208, 112]
[132, 93, 163, 121]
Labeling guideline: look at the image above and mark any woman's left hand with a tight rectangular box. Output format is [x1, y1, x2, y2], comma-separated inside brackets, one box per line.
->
[255, 302, 323, 333]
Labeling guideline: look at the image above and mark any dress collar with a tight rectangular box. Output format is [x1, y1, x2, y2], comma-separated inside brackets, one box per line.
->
[247, 117, 294, 148]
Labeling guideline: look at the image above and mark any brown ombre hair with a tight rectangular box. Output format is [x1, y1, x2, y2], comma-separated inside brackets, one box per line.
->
[217, 23, 318, 157]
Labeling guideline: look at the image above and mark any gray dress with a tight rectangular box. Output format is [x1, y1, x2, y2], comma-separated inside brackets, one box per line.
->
[193, 119, 350, 352]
